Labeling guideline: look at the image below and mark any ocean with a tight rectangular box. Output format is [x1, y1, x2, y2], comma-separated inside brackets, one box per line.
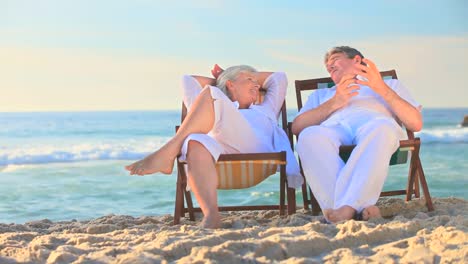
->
[1, 108, 467, 224]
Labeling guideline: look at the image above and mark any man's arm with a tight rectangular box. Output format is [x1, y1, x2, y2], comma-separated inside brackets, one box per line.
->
[354, 59, 422, 132]
[291, 74, 360, 135]
[291, 99, 338, 135]
[380, 87, 422, 131]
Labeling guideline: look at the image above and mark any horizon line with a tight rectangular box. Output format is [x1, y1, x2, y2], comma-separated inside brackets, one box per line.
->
[1, 106, 468, 114]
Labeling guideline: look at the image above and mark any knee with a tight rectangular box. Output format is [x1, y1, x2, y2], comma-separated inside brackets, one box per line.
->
[375, 120, 400, 139]
[361, 119, 401, 146]
[297, 126, 337, 153]
[298, 126, 334, 145]
[187, 140, 212, 162]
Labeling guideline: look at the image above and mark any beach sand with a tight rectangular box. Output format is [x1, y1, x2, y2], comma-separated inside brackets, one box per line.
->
[0, 197, 466, 263]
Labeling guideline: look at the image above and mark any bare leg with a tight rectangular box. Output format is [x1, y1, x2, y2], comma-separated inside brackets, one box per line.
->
[186, 141, 221, 229]
[362, 205, 381, 221]
[125, 88, 215, 175]
[328, 205, 356, 223]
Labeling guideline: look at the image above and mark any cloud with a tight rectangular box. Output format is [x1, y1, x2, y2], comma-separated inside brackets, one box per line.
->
[259, 35, 468, 108]
[1, 35, 466, 112]
[264, 49, 318, 68]
[0, 47, 207, 111]
[354, 35, 468, 107]
[257, 39, 306, 46]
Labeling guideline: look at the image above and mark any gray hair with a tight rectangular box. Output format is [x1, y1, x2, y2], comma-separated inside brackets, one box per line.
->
[324, 46, 365, 64]
[216, 65, 257, 98]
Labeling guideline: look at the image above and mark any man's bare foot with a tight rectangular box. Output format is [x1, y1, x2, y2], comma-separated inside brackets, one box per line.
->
[362, 205, 381, 221]
[322, 209, 332, 222]
[200, 213, 222, 229]
[125, 147, 176, 175]
[328, 205, 356, 223]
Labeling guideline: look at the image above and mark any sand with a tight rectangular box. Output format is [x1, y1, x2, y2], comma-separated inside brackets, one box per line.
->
[0, 197, 467, 263]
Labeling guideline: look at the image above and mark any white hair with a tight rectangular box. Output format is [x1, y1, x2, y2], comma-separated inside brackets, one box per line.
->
[216, 65, 257, 99]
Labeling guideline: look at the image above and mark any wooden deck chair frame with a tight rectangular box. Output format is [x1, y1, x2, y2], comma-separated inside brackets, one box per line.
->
[294, 70, 434, 215]
[173, 89, 297, 225]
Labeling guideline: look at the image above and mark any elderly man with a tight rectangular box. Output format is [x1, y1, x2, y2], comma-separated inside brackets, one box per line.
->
[292, 46, 422, 223]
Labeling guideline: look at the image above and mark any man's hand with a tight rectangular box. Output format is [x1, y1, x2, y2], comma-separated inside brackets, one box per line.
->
[211, 64, 224, 79]
[332, 73, 360, 109]
[354, 58, 423, 132]
[292, 73, 358, 135]
[353, 58, 387, 95]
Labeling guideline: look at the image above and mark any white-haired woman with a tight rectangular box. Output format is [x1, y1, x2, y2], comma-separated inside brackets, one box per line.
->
[126, 65, 302, 228]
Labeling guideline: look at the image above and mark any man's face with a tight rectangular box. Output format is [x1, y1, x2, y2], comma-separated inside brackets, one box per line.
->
[326, 53, 360, 84]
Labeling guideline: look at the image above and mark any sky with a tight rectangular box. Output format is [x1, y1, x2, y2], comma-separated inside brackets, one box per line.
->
[1, 0, 467, 112]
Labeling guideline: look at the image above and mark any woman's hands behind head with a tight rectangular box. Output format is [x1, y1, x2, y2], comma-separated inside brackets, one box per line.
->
[211, 64, 224, 79]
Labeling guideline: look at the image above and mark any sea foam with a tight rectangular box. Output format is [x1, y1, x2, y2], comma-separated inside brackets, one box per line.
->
[0, 138, 169, 166]
[1, 127, 466, 166]
[416, 127, 468, 143]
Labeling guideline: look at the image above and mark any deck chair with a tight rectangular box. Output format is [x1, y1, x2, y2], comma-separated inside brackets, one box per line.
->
[294, 70, 434, 215]
[173, 87, 297, 225]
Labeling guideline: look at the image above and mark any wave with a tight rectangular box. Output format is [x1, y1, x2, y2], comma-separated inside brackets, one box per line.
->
[0, 164, 29, 172]
[0, 127, 466, 166]
[0, 138, 170, 166]
[416, 127, 468, 144]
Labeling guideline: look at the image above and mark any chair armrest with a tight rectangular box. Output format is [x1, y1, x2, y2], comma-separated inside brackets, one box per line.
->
[218, 151, 286, 162]
[339, 138, 421, 152]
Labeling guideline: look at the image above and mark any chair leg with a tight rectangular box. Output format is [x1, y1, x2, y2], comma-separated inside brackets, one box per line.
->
[414, 172, 421, 198]
[309, 188, 321, 216]
[177, 161, 196, 222]
[287, 187, 296, 215]
[410, 148, 421, 198]
[279, 165, 286, 216]
[301, 183, 310, 210]
[405, 151, 418, 202]
[173, 173, 184, 225]
[416, 157, 434, 211]
[184, 190, 196, 221]
[299, 163, 310, 211]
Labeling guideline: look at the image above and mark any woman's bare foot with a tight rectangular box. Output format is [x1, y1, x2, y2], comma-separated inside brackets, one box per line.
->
[328, 205, 356, 223]
[125, 146, 177, 175]
[362, 205, 381, 221]
[200, 213, 222, 229]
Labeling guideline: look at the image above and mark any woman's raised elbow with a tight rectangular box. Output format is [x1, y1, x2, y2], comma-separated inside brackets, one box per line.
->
[412, 119, 423, 132]
[406, 116, 423, 132]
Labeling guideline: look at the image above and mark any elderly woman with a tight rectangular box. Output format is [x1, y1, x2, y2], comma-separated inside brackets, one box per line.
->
[126, 65, 302, 228]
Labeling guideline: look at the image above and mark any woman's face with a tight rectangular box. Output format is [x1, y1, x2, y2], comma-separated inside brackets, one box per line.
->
[227, 72, 260, 108]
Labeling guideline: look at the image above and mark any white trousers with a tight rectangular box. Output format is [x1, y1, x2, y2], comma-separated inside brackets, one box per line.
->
[296, 118, 401, 213]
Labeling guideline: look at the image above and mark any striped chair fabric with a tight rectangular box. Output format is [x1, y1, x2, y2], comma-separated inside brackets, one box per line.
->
[216, 160, 284, 189]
